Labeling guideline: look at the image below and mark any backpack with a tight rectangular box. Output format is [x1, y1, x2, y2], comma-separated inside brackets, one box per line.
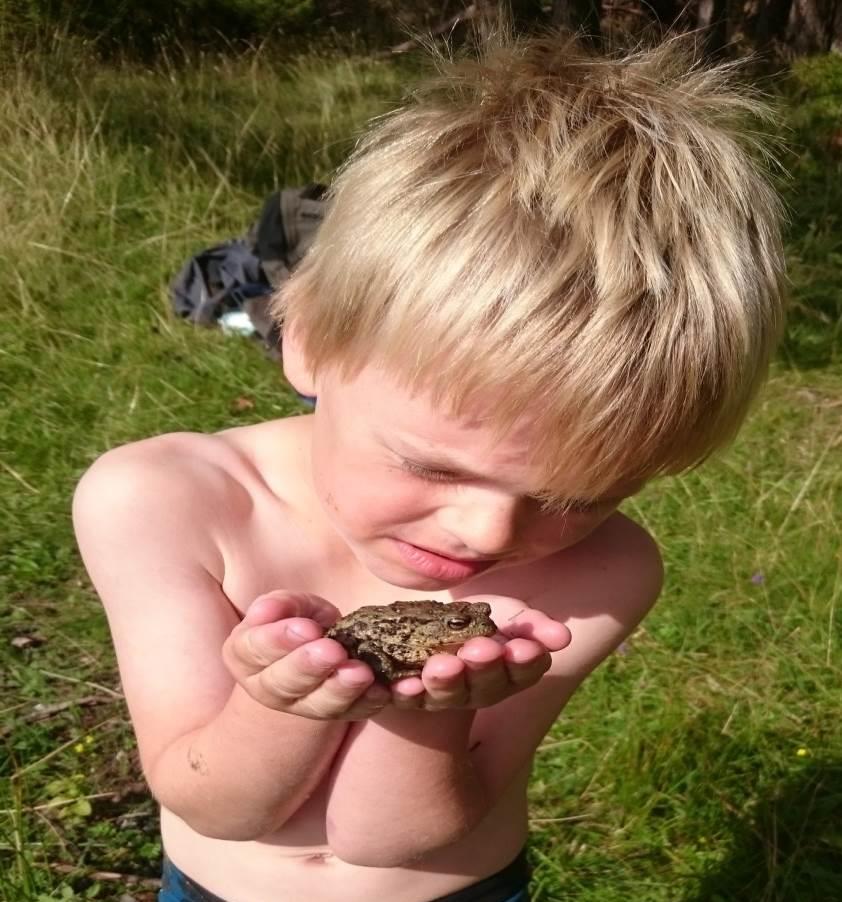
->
[169, 184, 327, 359]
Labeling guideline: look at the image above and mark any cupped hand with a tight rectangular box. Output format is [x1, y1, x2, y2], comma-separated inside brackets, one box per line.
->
[222, 591, 390, 721]
[390, 595, 571, 712]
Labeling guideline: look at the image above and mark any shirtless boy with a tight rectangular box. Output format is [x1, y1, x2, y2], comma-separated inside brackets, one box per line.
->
[73, 32, 786, 902]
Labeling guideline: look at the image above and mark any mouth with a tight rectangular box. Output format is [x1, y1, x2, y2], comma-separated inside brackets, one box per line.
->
[393, 540, 498, 581]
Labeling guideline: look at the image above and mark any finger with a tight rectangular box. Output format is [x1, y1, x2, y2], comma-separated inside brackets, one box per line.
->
[420, 654, 469, 708]
[503, 639, 553, 688]
[249, 638, 349, 706]
[458, 638, 509, 700]
[295, 663, 388, 720]
[458, 636, 506, 667]
[227, 617, 323, 676]
[496, 608, 571, 652]
[390, 676, 426, 710]
[243, 591, 340, 629]
[457, 594, 570, 649]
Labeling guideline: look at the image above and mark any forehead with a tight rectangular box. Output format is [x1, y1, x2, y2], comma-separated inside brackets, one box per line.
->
[347, 364, 538, 465]
[326, 364, 644, 502]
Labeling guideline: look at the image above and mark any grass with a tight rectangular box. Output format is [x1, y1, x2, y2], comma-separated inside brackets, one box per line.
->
[1, 36, 841, 902]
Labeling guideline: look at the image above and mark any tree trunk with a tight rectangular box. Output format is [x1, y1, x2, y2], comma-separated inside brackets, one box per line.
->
[833, 0, 842, 51]
[697, 0, 730, 55]
[785, 0, 838, 53]
[749, 0, 796, 50]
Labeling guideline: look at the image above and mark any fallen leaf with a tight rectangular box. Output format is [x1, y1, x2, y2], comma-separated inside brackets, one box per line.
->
[11, 634, 46, 649]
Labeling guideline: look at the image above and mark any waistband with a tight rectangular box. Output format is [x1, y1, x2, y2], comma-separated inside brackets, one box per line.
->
[160, 848, 530, 902]
[430, 849, 530, 902]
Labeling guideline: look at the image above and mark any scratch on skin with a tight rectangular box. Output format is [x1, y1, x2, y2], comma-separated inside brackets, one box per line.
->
[187, 745, 209, 776]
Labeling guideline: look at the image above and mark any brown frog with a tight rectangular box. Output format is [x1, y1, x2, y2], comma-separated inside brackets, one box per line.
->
[325, 600, 498, 683]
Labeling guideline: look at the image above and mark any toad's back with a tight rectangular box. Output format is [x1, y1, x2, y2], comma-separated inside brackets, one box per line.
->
[325, 600, 497, 682]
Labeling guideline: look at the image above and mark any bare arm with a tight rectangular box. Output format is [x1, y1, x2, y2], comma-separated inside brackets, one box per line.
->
[326, 708, 482, 867]
[72, 438, 360, 839]
[146, 689, 346, 840]
[325, 515, 663, 866]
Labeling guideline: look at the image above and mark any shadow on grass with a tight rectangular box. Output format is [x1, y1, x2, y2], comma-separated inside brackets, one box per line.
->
[29, 46, 411, 198]
[777, 165, 842, 371]
[80, 73, 351, 197]
[687, 760, 842, 902]
[775, 56, 842, 371]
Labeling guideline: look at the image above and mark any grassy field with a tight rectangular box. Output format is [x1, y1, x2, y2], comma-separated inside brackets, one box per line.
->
[1, 36, 841, 902]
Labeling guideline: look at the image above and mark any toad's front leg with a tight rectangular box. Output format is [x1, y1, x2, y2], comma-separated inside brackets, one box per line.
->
[354, 641, 399, 684]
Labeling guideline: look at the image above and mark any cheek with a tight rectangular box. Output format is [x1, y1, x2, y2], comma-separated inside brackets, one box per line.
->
[560, 510, 617, 545]
[324, 467, 428, 532]
[528, 510, 613, 549]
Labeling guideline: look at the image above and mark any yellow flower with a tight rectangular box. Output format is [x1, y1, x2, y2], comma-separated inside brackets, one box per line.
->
[73, 742, 85, 754]
[796, 747, 810, 757]
[85, 735, 94, 745]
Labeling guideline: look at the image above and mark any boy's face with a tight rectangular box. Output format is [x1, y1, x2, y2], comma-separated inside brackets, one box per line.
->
[309, 364, 638, 590]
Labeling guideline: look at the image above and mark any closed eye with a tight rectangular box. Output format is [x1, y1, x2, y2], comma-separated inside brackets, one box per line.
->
[401, 460, 460, 482]
[404, 461, 607, 513]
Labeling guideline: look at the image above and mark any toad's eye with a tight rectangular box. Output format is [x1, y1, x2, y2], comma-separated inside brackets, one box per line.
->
[447, 617, 471, 629]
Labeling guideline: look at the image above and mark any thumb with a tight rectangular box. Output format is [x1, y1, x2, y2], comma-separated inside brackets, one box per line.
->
[243, 591, 340, 628]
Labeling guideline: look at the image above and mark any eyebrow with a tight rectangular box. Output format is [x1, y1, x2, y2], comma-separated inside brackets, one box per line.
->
[403, 453, 486, 481]
[392, 440, 625, 506]
[391, 438, 490, 481]
[378, 434, 640, 505]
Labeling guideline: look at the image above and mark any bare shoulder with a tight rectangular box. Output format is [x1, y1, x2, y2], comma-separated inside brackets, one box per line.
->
[71, 432, 258, 773]
[532, 512, 663, 676]
[75, 431, 256, 555]
[547, 512, 663, 621]
[75, 430, 245, 502]
[469, 514, 662, 786]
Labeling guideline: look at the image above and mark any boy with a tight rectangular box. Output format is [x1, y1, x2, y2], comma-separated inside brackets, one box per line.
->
[73, 32, 785, 902]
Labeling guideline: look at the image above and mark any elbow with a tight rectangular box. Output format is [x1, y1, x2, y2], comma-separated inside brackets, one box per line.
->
[153, 788, 289, 842]
[326, 817, 474, 868]
[182, 817, 267, 843]
[145, 752, 294, 842]
[159, 799, 272, 842]
[189, 822, 258, 842]
[327, 840, 415, 869]
[163, 803, 286, 842]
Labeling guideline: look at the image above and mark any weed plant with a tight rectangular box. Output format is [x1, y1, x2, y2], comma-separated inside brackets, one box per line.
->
[1, 37, 840, 902]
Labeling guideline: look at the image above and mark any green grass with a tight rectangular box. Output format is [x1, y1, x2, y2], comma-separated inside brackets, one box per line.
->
[1, 39, 841, 902]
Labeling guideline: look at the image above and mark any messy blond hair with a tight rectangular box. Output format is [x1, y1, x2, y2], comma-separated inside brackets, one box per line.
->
[274, 32, 786, 503]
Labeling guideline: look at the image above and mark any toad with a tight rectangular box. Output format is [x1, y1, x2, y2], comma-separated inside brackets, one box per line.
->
[325, 600, 498, 683]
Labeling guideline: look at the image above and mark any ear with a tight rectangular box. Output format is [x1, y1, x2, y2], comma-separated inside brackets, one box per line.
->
[281, 318, 318, 397]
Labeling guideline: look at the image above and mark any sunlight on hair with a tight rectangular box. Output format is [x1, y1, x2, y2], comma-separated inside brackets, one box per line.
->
[273, 30, 787, 501]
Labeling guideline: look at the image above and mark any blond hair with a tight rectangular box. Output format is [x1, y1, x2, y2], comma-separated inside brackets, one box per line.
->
[274, 32, 786, 504]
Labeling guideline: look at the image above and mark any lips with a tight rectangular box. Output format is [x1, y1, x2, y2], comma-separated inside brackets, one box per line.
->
[394, 539, 497, 582]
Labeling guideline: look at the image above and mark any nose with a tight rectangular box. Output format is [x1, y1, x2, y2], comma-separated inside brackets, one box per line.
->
[437, 488, 522, 557]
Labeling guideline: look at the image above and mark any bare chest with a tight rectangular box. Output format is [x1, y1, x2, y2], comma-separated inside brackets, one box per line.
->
[212, 477, 429, 617]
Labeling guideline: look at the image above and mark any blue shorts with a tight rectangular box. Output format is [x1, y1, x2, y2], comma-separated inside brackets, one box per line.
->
[159, 849, 531, 902]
